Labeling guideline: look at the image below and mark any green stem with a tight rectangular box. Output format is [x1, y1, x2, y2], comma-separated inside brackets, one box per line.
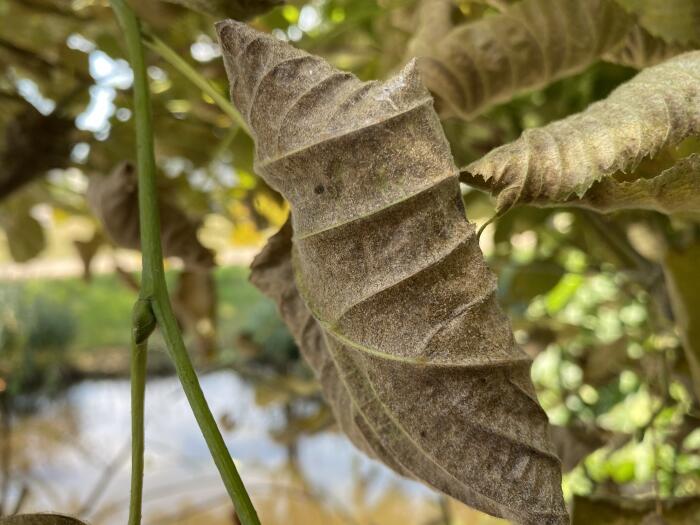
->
[109, 2, 260, 525]
[143, 32, 251, 136]
[128, 339, 147, 525]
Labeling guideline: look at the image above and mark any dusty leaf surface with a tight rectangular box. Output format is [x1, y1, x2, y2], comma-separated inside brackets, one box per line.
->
[463, 51, 700, 211]
[219, 20, 566, 524]
[408, 0, 633, 119]
[566, 153, 700, 214]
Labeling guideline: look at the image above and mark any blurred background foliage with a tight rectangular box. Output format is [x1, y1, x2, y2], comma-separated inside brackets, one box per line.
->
[0, 0, 699, 524]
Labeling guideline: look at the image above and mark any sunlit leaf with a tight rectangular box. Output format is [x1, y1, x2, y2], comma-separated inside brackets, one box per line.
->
[409, 0, 633, 119]
[463, 51, 700, 211]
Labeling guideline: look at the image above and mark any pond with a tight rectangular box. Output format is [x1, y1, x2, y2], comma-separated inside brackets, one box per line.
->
[6, 371, 504, 525]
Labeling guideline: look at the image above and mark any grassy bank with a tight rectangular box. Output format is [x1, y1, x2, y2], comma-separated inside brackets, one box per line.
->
[0, 266, 295, 387]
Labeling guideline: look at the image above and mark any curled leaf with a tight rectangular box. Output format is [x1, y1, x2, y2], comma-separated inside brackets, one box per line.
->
[409, 0, 633, 118]
[87, 161, 214, 269]
[249, 220, 402, 470]
[566, 153, 700, 214]
[219, 20, 566, 524]
[604, 25, 694, 69]
[463, 51, 700, 211]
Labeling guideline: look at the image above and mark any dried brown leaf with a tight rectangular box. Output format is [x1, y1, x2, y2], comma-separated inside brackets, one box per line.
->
[250, 219, 414, 475]
[566, 153, 700, 215]
[172, 268, 218, 358]
[604, 25, 694, 69]
[409, 0, 633, 119]
[463, 51, 700, 211]
[614, 0, 700, 45]
[86, 161, 214, 269]
[73, 230, 105, 282]
[220, 20, 566, 524]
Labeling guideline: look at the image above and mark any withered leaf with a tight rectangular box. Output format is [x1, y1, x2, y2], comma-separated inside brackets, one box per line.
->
[0, 515, 87, 525]
[463, 51, 700, 212]
[572, 495, 700, 525]
[87, 161, 215, 269]
[219, 20, 566, 524]
[613, 0, 700, 45]
[566, 153, 700, 215]
[164, 0, 282, 19]
[172, 268, 218, 358]
[73, 230, 105, 282]
[409, 0, 633, 119]
[250, 219, 414, 477]
[604, 25, 694, 69]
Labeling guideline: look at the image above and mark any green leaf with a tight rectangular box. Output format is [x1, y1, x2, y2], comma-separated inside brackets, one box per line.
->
[546, 274, 584, 315]
[463, 51, 700, 211]
[0, 196, 46, 263]
[219, 20, 567, 525]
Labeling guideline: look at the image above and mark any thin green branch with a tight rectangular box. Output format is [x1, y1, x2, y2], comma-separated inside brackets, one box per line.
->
[128, 342, 146, 525]
[143, 32, 251, 136]
[109, 2, 260, 525]
[128, 299, 152, 525]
